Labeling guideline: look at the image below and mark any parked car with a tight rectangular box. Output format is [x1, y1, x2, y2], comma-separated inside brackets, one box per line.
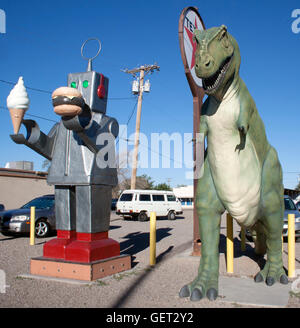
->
[245, 195, 300, 241]
[111, 198, 118, 211]
[282, 195, 300, 239]
[116, 189, 183, 221]
[295, 201, 300, 212]
[0, 195, 55, 238]
[0, 204, 5, 212]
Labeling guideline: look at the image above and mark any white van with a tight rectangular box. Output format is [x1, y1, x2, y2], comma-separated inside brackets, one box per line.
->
[116, 189, 183, 221]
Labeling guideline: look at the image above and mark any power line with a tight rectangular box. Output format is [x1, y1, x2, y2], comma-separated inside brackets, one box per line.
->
[116, 97, 139, 146]
[0, 78, 137, 100]
[119, 137, 184, 167]
[0, 105, 58, 123]
[0, 79, 52, 94]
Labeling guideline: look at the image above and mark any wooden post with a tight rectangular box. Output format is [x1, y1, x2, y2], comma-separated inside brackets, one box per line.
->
[131, 68, 145, 190]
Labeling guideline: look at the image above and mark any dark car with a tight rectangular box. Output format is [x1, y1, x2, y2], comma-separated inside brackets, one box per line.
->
[111, 198, 118, 211]
[0, 195, 55, 238]
[244, 195, 300, 241]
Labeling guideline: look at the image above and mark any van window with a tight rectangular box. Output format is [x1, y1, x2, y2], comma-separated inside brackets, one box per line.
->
[167, 195, 176, 202]
[120, 193, 133, 201]
[140, 194, 151, 201]
[153, 194, 165, 201]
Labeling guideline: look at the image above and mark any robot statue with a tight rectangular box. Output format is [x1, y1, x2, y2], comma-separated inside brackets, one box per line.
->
[10, 40, 121, 264]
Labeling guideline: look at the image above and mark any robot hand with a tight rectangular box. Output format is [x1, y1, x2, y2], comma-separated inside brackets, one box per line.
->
[10, 119, 58, 160]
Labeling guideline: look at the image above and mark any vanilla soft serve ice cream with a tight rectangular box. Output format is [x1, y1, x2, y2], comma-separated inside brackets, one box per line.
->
[7, 76, 30, 134]
[7, 76, 30, 110]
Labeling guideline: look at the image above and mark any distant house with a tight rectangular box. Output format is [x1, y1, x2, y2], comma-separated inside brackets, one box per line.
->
[173, 185, 193, 209]
[173, 185, 300, 209]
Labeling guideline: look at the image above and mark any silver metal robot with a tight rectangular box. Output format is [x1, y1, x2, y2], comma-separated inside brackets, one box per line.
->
[11, 41, 119, 259]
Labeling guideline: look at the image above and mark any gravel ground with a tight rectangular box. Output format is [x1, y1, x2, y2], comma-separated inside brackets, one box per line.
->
[0, 209, 299, 308]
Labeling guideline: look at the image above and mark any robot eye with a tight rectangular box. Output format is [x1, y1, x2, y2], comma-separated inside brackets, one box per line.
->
[70, 81, 77, 88]
[82, 80, 89, 88]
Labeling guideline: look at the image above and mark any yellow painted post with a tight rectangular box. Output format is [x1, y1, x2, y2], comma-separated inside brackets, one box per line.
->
[288, 213, 295, 278]
[30, 206, 35, 246]
[150, 212, 156, 266]
[226, 213, 234, 273]
[241, 226, 246, 252]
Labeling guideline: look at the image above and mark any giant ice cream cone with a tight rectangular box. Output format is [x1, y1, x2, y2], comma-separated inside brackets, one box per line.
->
[9, 108, 26, 134]
[7, 77, 30, 134]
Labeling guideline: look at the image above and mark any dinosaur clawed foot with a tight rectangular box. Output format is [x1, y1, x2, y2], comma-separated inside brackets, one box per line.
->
[254, 261, 288, 286]
[179, 279, 218, 302]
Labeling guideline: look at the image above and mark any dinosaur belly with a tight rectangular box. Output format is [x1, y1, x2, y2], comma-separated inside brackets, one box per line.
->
[206, 96, 261, 226]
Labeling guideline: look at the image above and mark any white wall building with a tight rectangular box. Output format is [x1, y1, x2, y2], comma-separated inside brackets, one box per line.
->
[173, 185, 194, 209]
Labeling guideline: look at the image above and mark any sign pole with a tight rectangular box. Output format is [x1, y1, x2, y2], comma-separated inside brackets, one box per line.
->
[178, 7, 205, 256]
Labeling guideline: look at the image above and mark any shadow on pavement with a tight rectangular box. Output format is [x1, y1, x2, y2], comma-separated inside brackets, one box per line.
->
[110, 245, 174, 308]
[219, 234, 266, 270]
[109, 225, 121, 230]
[120, 228, 173, 267]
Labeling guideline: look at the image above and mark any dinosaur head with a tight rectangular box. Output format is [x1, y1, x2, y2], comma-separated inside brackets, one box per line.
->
[193, 25, 240, 98]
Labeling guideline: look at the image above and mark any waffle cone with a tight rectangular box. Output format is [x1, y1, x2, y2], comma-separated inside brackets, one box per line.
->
[9, 108, 26, 134]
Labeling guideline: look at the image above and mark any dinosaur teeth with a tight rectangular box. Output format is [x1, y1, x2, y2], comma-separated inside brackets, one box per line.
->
[202, 54, 233, 92]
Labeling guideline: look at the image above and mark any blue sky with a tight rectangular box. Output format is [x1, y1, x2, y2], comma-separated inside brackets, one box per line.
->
[0, 0, 299, 189]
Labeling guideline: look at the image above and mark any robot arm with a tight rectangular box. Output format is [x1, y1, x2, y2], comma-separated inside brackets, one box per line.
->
[10, 120, 59, 160]
[62, 110, 118, 154]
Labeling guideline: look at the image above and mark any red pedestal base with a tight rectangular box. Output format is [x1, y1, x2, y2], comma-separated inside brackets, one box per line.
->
[43, 230, 120, 263]
[43, 230, 76, 259]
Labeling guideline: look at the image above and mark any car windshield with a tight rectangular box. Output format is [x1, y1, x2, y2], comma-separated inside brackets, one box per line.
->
[284, 197, 297, 211]
[119, 193, 133, 201]
[20, 197, 54, 209]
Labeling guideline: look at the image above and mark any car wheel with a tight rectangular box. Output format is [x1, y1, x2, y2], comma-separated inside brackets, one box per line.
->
[138, 212, 148, 222]
[35, 219, 50, 238]
[168, 211, 176, 220]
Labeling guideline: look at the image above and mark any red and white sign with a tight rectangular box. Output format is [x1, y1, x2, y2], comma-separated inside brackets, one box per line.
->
[182, 8, 204, 88]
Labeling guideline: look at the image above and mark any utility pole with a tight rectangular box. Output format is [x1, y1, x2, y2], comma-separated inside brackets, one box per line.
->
[123, 64, 160, 190]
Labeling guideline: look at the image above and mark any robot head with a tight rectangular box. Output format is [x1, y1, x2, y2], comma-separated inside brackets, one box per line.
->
[67, 71, 109, 114]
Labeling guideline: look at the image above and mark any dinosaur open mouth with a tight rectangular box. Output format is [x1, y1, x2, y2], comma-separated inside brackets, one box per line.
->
[202, 54, 233, 92]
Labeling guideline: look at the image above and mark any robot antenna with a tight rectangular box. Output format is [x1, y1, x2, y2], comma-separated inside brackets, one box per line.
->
[81, 38, 102, 72]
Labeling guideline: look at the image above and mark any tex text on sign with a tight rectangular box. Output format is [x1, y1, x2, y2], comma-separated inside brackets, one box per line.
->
[183, 9, 204, 87]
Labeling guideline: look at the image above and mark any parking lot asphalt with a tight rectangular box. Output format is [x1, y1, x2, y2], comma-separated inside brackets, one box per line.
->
[0, 209, 299, 308]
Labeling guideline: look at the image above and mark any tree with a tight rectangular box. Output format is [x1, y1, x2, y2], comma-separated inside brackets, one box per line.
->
[154, 183, 172, 191]
[295, 181, 300, 191]
[119, 174, 155, 191]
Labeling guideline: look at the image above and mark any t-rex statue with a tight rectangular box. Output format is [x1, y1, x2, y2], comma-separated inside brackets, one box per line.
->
[179, 25, 288, 302]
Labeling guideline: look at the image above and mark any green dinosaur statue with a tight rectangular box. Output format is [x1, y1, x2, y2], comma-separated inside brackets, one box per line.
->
[179, 25, 288, 302]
